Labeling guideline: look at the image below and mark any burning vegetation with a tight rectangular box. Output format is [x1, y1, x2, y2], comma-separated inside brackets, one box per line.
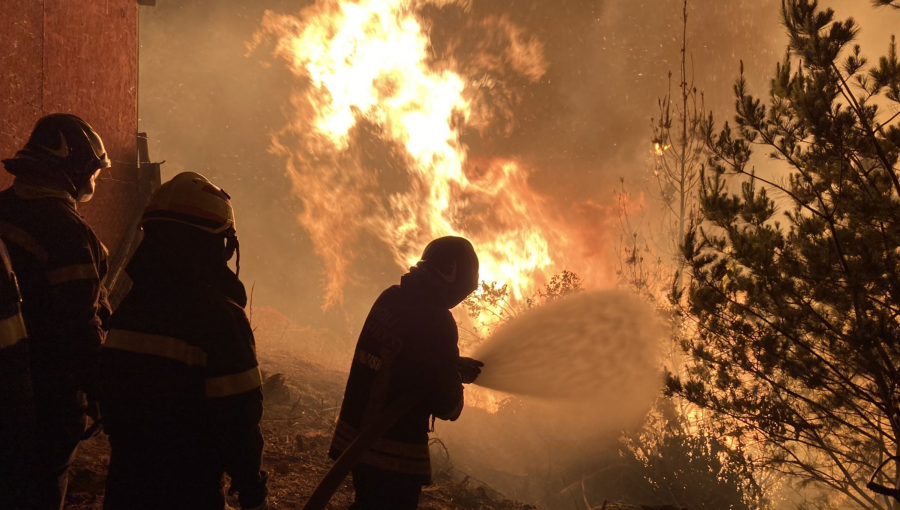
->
[248, 0, 596, 310]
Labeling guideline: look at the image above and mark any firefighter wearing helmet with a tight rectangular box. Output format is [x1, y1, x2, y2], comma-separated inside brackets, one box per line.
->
[99, 172, 268, 510]
[330, 236, 485, 510]
[0, 113, 112, 507]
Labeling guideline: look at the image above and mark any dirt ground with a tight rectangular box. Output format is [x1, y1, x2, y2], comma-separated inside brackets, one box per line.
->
[63, 341, 556, 510]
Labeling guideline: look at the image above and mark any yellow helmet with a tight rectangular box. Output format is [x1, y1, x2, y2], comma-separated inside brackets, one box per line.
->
[142, 172, 235, 234]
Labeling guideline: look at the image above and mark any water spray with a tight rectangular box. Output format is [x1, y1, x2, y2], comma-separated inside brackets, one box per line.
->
[473, 289, 664, 408]
[302, 290, 664, 510]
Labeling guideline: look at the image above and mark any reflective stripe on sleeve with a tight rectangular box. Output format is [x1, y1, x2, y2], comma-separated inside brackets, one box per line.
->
[0, 313, 27, 349]
[104, 329, 208, 367]
[46, 263, 99, 286]
[0, 221, 48, 263]
[205, 366, 262, 398]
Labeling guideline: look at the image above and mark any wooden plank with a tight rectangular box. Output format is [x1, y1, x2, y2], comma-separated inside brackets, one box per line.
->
[0, 0, 44, 191]
[43, 0, 140, 249]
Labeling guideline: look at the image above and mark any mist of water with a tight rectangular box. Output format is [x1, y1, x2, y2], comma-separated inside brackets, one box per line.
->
[473, 289, 664, 406]
[429, 291, 665, 507]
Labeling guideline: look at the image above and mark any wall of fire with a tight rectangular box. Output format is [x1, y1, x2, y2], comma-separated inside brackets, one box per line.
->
[0, 0, 157, 302]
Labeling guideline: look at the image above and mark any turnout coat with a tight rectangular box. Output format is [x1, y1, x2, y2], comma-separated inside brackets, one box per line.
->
[329, 268, 465, 485]
[99, 251, 265, 510]
[0, 182, 109, 408]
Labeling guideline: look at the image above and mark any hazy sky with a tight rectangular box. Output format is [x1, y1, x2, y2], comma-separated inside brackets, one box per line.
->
[138, 0, 897, 334]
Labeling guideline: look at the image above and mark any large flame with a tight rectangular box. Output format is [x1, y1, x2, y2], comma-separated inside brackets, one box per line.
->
[253, 0, 577, 308]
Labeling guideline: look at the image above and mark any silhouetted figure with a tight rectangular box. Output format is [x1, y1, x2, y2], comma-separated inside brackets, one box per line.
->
[330, 236, 484, 510]
[99, 172, 267, 510]
[0, 113, 111, 509]
[0, 238, 35, 508]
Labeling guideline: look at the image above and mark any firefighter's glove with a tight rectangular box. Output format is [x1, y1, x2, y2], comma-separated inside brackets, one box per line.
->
[458, 357, 484, 384]
[235, 471, 268, 510]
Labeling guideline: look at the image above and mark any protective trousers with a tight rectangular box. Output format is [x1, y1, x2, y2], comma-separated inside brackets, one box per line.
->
[27, 393, 86, 510]
[349, 464, 423, 510]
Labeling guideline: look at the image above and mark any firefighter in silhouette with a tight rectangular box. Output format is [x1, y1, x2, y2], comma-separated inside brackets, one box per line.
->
[0, 238, 34, 508]
[99, 172, 267, 510]
[0, 113, 111, 508]
[330, 236, 485, 510]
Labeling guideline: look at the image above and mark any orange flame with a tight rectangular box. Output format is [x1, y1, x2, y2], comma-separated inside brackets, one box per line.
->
[253, 0, 582, 308]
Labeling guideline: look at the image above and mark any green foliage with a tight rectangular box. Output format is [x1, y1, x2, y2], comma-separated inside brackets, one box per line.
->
[670, 1, 900, 508]
[612, 3, 770, 508]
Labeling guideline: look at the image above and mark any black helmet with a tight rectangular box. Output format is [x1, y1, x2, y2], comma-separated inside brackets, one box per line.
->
[2, 114, 111, 192]
[416, 236, 480, 308]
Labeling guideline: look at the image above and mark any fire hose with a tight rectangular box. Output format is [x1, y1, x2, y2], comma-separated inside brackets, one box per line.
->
[301, 387, 428, 510]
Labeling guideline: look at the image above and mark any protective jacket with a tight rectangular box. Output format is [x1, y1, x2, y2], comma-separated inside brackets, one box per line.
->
[0, 180, 109, 507]
[99, 245, 266, 510]
[0, 181, 110, 400]
[0, 237, 34, 506]
[329, 268, 465, 485]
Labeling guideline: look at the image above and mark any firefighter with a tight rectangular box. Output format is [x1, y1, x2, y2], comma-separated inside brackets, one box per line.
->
[99, 172, 267, 510]
[0, 113, 111, 508]
[0, 237, 34, 508]
[330, 236, 485, 510]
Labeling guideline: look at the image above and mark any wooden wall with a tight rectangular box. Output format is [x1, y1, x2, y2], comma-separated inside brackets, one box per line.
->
[0, 0, 140, 253]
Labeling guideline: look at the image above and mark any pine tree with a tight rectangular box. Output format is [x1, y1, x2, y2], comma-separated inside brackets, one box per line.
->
[668, 0, 900, 507]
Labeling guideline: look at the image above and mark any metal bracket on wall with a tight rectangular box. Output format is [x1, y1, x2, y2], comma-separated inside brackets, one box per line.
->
[137, 132, 162, 196]
[105, 132, 163, 307]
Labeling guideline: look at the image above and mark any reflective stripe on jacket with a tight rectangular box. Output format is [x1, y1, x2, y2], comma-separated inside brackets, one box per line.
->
[99, 273, 264, 507]
[0, 183, 110, 399]
[104, 328, 262, 398]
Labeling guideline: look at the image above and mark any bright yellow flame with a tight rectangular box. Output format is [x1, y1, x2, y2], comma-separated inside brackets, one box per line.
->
[653, 142, 671, 157]
[255, 0, 569, 310]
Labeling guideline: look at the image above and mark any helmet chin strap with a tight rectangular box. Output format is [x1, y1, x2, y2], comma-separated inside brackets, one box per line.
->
[60, 163, 99, 201]
[59, 170, 81, 198]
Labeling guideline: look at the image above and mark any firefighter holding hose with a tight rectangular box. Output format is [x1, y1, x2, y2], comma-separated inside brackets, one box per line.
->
[99, 172, 267, 510]
[329, 236, 485, 510]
